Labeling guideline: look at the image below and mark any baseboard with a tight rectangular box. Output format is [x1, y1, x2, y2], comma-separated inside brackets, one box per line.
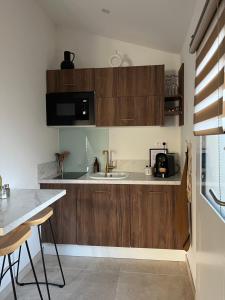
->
[43, 243, 186, 261]
[0, 252, 41, 300]
[185, 254, 196, 297]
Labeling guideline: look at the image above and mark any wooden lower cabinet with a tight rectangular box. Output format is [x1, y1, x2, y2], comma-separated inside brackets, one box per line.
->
[130, 185, 180, 249]
[40, 184, 77, 244]
[40, 183, 187, 250]
[76, 184, 130, 247]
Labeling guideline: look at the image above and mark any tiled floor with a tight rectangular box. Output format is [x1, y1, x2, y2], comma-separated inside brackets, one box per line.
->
[5, 255, 194, 300]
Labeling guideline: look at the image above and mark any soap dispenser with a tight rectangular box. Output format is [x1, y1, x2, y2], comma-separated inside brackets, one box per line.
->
[93, 157, 100, 173]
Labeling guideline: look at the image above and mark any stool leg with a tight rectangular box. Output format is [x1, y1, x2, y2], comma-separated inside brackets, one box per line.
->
[25, 241, 43, 300]
[48, 219, 66, 287]
[38, 224, 51, 300]
[8, 254, 17, 300]
[15, 246, 22, 285]
[0, 255, 6, 286]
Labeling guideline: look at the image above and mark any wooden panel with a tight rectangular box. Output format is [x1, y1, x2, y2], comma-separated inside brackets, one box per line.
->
[94, 68, 117, 97]
[117, 65, 164, 97]
[117, 96, 163, 126]
[178, 63, 184, 126]
[95, 97, 117, 126]
[96, 96, 164, 127]
[174, 152, 190, 250]
[130, 185, 178, 249]
[77, 184, 130, 247]
[147, 96, 164, 126]
[58, 69, 94, 92]
[40, 184, 77, 244]
[46, 70, 60, 93]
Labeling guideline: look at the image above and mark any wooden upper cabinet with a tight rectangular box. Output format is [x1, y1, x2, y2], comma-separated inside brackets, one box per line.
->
[77, 184, 130, 247]
[117, 96, 164, 126]
[47, 65, 165, 126]
[94, 68, 118, 97]
[130, 185, 178, 249]
[47, 69, 94, 93]
[95, 97, 117, 126]
[117, 65, 164, 97]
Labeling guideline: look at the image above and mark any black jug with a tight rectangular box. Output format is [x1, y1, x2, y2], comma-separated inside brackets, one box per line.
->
[61, 51, 75, 69]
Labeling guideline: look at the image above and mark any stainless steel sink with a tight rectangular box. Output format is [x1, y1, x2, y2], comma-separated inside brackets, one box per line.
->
[89, 172, 128, 180]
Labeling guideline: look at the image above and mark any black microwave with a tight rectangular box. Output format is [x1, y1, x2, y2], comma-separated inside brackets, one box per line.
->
[46, 91, 95, 126]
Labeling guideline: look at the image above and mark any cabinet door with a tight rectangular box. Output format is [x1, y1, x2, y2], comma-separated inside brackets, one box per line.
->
[47, 70, 60, 93]
[117, 65, 164, 97]
[130, 185, 177, 249]
[40, 184, 77, 244]
[116, 96, 164, 126]
[147, 95, 164, 126]
[94, 68, 118, 97]
[46, 69, 94, 93]
[58, 69, 94, 92]
[77, 184, 130, 247]
[95, 97, 118, 126]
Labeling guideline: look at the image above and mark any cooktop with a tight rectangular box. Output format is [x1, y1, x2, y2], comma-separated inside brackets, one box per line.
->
[54, 172, 87, 180]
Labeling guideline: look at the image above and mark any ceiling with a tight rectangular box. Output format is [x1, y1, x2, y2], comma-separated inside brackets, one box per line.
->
[38, 0, 196, 53]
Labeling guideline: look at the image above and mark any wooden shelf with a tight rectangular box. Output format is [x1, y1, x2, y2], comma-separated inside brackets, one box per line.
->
[165, 95, 182, 102]
[164, 63, 184, 126]
[165, 111, 182, 116]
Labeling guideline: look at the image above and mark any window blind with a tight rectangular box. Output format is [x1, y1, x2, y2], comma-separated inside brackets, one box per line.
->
[193, 0, 225, 136]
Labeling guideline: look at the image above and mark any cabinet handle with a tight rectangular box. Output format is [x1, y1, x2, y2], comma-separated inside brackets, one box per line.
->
[63, 83, 76, 86]
[209, 189, 225, 206]
[120, 118, 135, 121]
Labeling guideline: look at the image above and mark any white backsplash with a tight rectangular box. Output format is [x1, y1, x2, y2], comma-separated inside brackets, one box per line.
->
[37, 161, 58, 180]
[114, 160, 149, 173]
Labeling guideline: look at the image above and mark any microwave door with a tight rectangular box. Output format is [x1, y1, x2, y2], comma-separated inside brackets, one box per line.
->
[47, 99, 77, 125]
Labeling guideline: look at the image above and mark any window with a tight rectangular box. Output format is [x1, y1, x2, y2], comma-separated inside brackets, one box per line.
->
[191, 0, 225, 220]
[201, 135, 225, 221]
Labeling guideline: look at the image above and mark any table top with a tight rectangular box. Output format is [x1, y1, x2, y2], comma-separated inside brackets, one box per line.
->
[0, 189, 66, 236]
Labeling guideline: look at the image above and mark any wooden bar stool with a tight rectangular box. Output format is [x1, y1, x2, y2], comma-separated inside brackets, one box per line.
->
[16, 207, 65, 300]
[0, 225, 43, 300]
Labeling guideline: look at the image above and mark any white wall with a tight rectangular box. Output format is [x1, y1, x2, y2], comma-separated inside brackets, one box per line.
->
[55, 27, 181, 70]
[0, 0, 58, 292]
[109, 127, 181, 160]
[180, 1, 225, 298]
[56, 27, 182, 160]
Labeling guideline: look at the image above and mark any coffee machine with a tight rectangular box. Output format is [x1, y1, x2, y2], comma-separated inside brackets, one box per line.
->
[154, 153, 175, 178]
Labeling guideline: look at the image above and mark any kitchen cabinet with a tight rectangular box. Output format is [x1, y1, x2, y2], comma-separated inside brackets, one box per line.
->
[46, 69, 94, 93]
[40, 183, 77, 244]
[47, 65, 165, 126]
[40, 183, 188, 250]
[117, 96, 164, 126]
[117, 65, 164, 97]
[77, 184, 130, 247]
[130, 185, 178, 249]
[95, 97, 117, 126]
[96, 96, 164, 126]
[94, 68, 117, 97]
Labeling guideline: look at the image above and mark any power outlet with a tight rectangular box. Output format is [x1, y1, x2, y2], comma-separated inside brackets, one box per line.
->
[155, 141, 167, 148]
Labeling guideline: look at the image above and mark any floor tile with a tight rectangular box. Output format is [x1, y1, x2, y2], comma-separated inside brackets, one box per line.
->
[115, 272, 194, 300]
[2, 256, 194, 300]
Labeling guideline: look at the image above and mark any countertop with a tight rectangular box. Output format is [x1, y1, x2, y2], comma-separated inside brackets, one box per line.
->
[39, 172, 181, 185]
[0, 189, 66, 236]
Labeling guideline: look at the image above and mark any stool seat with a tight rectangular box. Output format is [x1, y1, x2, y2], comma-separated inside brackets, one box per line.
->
[25, 207, 53, 226]
[0, 225, 31, 256]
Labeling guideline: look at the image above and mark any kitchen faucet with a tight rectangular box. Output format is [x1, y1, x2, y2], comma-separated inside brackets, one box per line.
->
[102, 150, 115, 176]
